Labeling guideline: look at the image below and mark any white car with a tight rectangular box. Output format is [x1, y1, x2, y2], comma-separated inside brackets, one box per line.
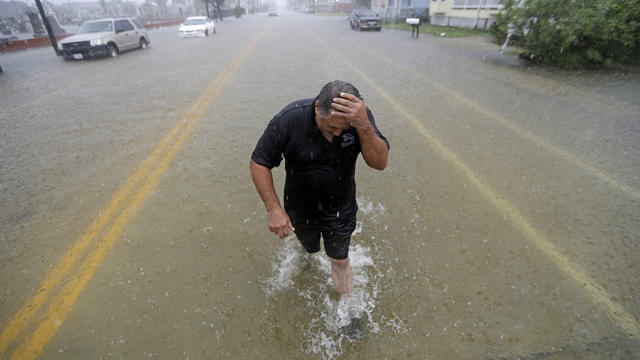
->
[179, 16, 216, 37]
[58, 18, 150, 60]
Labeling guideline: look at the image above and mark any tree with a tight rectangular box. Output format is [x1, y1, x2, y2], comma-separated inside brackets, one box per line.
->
[201, 0, 224, 20]
[212, 0, 224, 20]
[156, 0, 168, 17]
[202, 0, 210, 17]
[494, 0, 640, 68]
[120, 1, 138, 17]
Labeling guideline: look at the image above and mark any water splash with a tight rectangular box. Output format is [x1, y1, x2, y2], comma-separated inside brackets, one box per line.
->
[262, 197, 401, 359]
[263, 234, 303, 297]
[357, 198, 387, 222]
[304, 245, 377, 359]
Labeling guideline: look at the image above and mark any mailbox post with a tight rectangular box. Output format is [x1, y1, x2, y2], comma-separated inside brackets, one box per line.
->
[406, 17, 420, 38]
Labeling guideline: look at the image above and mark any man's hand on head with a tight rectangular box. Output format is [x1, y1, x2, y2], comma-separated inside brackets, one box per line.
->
[331, 93, 371, 131]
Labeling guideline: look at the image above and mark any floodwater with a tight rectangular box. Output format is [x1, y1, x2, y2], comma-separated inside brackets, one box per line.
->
[1, 11, 640, 360]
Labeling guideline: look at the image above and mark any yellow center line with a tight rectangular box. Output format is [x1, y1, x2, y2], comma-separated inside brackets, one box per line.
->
[365, 48, 640, 200]
[11, 113, 200, 360]
[3, 25, 269, 360]
[0, 55, 227, 356]
[0, 84, 210, 354]
[311, 33, 640, 339]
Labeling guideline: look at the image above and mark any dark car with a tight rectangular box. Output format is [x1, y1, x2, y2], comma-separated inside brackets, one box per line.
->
[349, 9, 382, 31]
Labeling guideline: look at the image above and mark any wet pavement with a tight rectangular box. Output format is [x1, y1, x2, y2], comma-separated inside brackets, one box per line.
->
[1, 11, 639, 359]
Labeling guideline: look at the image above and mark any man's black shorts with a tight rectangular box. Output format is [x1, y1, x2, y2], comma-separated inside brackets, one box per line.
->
[292, 216, 357, 260]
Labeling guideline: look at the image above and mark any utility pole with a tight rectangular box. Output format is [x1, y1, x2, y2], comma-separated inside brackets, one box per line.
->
[34, 0, 59, 55]
[473, 0, 485, 29]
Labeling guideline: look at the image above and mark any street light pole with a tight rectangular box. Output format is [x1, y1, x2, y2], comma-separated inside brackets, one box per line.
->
[34, 0, 59, 55]
[473, 0, 485, 29]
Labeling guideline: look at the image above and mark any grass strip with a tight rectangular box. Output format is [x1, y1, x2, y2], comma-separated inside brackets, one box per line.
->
[314, 12, 350, 17]
[383, 22, 490, 37]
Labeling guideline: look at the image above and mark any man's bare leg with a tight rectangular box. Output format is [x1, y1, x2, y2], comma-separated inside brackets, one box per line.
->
[329, 257, 352, 296]
[330, 256, 364, 340]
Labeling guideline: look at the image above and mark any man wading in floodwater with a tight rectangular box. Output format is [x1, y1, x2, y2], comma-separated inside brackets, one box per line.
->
[250, 80, 389, 339]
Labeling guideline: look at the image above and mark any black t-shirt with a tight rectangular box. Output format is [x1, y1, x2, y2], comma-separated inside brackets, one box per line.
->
[251, 98, 389, 223]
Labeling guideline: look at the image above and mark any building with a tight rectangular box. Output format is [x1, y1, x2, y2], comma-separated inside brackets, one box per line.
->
[372, 0, 429, 19]
[429, 0, 502, 29]
[334, 0, 353, 13]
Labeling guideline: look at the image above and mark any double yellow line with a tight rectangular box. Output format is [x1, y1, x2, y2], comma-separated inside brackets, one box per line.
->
[0, 26, 268, 360]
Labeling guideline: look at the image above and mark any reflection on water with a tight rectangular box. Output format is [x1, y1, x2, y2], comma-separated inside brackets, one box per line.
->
[262, 198, 402, 359]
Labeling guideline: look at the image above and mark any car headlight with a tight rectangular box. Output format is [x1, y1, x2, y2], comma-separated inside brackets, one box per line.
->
[90, 39, 103, 46]
[57, 43, 63, 50]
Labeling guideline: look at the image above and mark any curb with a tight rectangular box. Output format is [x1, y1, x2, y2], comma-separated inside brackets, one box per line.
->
[0, 20, 183, 54]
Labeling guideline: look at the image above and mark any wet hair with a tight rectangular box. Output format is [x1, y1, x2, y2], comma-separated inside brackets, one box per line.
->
[314, 80, 363, 118]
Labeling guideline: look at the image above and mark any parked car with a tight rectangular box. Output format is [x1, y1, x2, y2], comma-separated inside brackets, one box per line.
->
[349, 9, 382, 31]
[268, 8, 278, 16]
[179, 16, 216, 37]
[58, 18, 150, 60]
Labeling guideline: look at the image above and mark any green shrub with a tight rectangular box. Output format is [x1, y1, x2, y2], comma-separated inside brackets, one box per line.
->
[494, 0, 640, 69]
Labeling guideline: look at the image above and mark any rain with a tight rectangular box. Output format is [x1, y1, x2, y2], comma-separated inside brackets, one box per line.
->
[1, 1, 640, 359]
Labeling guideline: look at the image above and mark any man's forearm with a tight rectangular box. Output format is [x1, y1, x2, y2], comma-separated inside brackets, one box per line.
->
[250, 160, 282, 212]
[357, 126, 388, 170]
[250, 160, 294, 238]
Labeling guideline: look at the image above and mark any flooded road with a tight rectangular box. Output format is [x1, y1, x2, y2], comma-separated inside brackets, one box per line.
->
[1, 12, 640, 359]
